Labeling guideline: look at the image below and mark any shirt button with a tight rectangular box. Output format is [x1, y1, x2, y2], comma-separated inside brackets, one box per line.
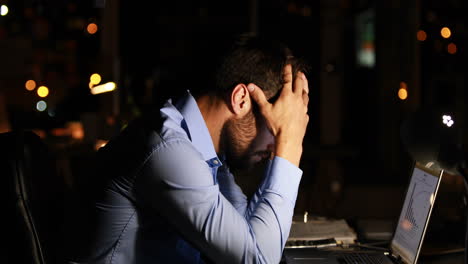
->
[213, 160, 219, 165]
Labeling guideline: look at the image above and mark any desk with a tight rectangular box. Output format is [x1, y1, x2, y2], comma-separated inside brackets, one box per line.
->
[419, 252, 464, 264]
[287, 178, 466, 263]
[282, 217, 465, 264]
[282, 246, 464, 264]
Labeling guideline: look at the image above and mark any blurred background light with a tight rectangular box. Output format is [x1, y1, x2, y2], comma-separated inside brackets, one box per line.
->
[441, 27, 451, 38]
[95, 139, 109, 151]
[400, 81, 407, 90]
[37, 86, 49, 97]
[68, 121, 85, 140]
[87, 23, 98, 34]
[90, 73, 102, 85]
[0, 5, 8, 16]
[416, 30, 427, 41]
[90, 82, 116, 95]
[447, 43, 457, 54]
[398, 82, 408, 100]
[25, 80, 37, 91]
[442, 115, 454, 127]
[48, 109, 55, 117]
[36, 100, 47, 112]
[398, 88, 408, 100]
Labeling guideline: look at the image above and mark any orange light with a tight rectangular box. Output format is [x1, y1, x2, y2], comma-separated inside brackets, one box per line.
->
[402, 219, 413, 231]
[95, 139, 109, 151]
[37, 86, 49, 97]
[398, 88, 408, 100]
[72, 129, 84, 140]
[67, 122, 84, 140]
[416, 30, 427, 41]
[447, 43, 457, 54]
[87, 23, 98, 34]
[51, 127, 68, 137]
[441, 27, 451, 38]
[400, 82, 407, 90]
[25, 80, 36, 91]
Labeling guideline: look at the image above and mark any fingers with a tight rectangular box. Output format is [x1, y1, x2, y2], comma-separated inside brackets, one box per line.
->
[302, 92, 309, 111]
[293, 71, 309, 95]
[248, 65, 310, 115]
[282, 64, 293, 92]
[302, 73, 309, 94]
[247, 83, 269, 108]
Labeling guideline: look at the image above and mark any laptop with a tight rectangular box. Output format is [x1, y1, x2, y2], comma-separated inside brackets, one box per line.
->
[284, 162, 444, 264]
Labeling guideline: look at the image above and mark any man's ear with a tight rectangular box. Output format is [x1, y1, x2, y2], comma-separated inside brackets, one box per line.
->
[230, 84, 251, 116]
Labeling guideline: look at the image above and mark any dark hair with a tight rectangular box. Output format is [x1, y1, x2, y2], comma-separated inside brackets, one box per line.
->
[192, 33, 308, 102]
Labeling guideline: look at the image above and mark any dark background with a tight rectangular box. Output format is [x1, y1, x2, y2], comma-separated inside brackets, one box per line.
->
[0, 0, 467, 237]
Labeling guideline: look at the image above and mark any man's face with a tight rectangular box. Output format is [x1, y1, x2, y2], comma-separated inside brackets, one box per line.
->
[223, 110, 274, 172]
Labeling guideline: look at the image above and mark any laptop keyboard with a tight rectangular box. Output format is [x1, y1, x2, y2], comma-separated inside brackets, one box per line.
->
[337, 252, 388, 264]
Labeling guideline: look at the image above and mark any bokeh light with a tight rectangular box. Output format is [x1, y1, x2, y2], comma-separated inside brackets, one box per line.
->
[400, 81, 407, 90]
[90, 73, 102, 85]
[0, 5, 8, 16]
[416, 30, 427, 41]
[398, 88, 408, 100]
[25, 80, 36, 91]
[442, 115, 454, 127]
[87, 23, 98, 34]
[447, 43, 457, 54]
[36, 100, 47, 111]
[90, 82, 116, 95]
[441, 27, 451, 38]
[398, 82, 408, 100]
[37, 86, 49, 97]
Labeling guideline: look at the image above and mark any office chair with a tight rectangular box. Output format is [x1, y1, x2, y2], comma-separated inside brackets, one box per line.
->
[1, 130, 66, 264]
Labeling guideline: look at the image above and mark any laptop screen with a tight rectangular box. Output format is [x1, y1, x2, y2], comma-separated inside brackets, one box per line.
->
[390, 163, 443, 264]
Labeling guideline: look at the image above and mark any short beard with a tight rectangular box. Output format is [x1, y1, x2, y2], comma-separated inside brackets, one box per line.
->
[221, 110, 257, 172]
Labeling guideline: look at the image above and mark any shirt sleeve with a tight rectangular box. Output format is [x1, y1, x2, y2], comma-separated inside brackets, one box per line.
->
[135, 139, 302, 264]
[217, 166, 248, 215]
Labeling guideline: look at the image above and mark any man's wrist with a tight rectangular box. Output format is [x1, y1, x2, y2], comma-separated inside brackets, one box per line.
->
[274, 136, 303, 166]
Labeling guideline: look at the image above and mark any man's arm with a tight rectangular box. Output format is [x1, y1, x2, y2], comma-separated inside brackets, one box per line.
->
[136, 138, 302, 264]
[217, 166, 249, 215]
[218, 158, 297, 238]
[217, 159, 289, 220]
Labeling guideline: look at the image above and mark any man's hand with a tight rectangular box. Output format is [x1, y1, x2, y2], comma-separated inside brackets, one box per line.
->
[247, 64, 309, 166]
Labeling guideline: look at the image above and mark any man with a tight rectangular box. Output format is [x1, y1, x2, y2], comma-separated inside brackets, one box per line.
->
[73, 34, 309, 263]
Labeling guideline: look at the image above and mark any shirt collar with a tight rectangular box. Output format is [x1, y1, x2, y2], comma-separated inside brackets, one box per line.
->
[175, 90, 222, 167]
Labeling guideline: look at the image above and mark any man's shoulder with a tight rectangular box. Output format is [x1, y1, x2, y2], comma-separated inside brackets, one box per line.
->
[116, 110, 187, 148]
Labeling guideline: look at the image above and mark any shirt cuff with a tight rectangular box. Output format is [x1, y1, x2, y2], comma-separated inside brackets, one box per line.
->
[263, 156, 302, 203]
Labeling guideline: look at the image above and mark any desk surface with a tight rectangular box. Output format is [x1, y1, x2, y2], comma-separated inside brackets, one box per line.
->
[283, 217, 465, 264]
[419, 252, 464, 264]
[287, 179, 467, 263]
[282, 246, 464, 264]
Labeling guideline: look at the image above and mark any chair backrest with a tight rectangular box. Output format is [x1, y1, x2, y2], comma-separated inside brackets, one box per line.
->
[1, 130, 65, 264]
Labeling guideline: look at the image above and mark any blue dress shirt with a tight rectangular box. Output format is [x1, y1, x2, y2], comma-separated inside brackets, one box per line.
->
[81, 91, 302, 264]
